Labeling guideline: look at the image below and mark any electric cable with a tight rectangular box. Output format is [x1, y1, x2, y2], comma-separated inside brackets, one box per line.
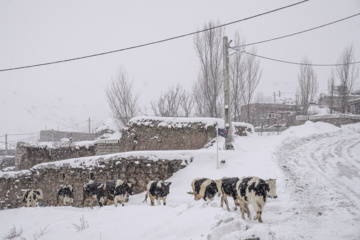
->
[0, 0, 309, 72]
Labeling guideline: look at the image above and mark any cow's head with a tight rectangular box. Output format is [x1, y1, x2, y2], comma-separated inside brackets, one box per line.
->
[162, 182, 172, 196]
[266, 179, 277, 199]
[126, 183, 134, 195]
[35, 189, 43, 200]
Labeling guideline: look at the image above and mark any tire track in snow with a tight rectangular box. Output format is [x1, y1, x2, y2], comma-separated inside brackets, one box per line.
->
[274, 131, 360, 240]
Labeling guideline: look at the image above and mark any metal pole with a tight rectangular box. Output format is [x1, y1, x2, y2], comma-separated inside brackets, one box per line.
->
[88, 118, 91, 133]
[223, 36, 233, 150]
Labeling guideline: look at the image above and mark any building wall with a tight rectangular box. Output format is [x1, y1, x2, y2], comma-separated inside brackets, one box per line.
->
[39, 130, 98, 142]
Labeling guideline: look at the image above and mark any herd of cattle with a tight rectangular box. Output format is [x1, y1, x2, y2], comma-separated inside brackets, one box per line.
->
[22, 176, 277, 223]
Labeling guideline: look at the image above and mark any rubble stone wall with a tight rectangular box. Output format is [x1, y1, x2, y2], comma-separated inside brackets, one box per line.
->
[15, 142, 96, 171]
[0, 156, 188, 209]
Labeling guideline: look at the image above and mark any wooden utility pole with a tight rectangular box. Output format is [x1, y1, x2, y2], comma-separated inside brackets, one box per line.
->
[223, 36, 233, 150]
[88, 117, 91, 133]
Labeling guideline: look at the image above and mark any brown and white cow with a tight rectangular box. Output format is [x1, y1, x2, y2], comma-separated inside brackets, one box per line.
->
[57, 184, 74, 206]
[143, 180, 172, 206]
[236, 176, 277, 223]
[113, 180, 134, 207]
[188, 178, 222, 201]
[22, 189, 43, 207]
[82, 181, 106, 208]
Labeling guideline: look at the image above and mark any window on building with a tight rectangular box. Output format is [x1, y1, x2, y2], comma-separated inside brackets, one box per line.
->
[351, 105, 355, 114]
[268, 112, 275, 118]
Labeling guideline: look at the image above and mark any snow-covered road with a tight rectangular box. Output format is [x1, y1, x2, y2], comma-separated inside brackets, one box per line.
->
[273, 124, 360, 239]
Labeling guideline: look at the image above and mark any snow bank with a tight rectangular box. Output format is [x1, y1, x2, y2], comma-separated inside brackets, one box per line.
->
[282, 121, 340, 137]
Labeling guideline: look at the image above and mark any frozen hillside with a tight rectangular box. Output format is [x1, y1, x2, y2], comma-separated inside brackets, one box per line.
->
[0, 121, 359, 240]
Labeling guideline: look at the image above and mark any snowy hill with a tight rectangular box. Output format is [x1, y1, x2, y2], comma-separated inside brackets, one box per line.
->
[0, 121, 359, 240]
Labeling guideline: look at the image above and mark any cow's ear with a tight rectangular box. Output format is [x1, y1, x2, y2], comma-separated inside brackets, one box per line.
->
[167, 182, 172, 186]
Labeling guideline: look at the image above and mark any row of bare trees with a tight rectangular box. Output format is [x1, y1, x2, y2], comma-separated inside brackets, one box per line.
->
[106, 20, 263, 127]
[297, 44, 359, 115]
[105, 21, 359, 128]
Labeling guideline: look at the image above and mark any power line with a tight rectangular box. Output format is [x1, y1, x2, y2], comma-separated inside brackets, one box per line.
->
[237, 13, 360, 48]
[0, 0, 308, 73]
[242, 51, 360, 67]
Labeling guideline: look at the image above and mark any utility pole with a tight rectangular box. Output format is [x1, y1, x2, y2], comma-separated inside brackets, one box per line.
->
[88, 117, 91, 133]
[223, 36, 233, 150]
[5, 134, 8, 156]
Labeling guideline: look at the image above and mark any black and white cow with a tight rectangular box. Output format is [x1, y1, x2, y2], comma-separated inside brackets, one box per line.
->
[104, 180, 117, 205]
[82, 182, 106, 208]
[188, 178, 222, 201]
[236, 176, 277, 223]
[219, 177, 251, 218]
[22, 189, 43, 207]
[143, 180, 172, 206]
[113, 180, 134, 207]
[57, 184, 74, 206]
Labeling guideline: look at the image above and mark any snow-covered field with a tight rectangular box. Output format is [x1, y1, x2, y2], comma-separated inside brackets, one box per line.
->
[1, 121, 359, 240]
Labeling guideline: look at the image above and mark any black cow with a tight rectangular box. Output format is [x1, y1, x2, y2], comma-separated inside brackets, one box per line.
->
[143, 180, 172, 206]
[57, 184, 74, 206]
[188, 178, 221, 201]
[113, 180, 134, 207]
[22, 189, 43, 207]
[82, 182, 106, 208]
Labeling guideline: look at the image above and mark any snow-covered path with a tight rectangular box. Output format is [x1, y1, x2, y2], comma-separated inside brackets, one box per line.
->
[0, 122, 359, 240]
[273, 125, 360, 239]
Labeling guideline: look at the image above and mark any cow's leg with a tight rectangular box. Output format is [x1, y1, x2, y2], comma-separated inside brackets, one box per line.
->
[224, 195, 231, 211]
[150, 195, 156, 206]
[157, 197, 161, 206]
[114, 196, 118, 207]
[162, 197, 167, 206]
[121, 195, 125, 207]
[244, 202, 251, 219]
[238, 199, 246, 220]
[253, 201, 263, 222]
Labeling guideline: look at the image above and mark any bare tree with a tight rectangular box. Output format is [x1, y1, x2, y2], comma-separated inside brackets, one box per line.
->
[150, 83, 187, 117]
[336, 44, 359, 113]
[243, 47, 262, 123]
[181, 91, 194, 117]
[297, 57, 318, 114]
[193, 20, 224, 118]
[106, 66, 139, 128]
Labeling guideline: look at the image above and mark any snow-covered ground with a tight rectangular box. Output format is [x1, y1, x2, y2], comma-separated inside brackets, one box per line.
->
[1, 121, 359, 240]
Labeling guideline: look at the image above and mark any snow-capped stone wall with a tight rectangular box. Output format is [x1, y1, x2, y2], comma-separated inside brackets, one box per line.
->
[119, 117, 253, 152]
[15, 142, 96, 171]
[0, 153, 189, 209]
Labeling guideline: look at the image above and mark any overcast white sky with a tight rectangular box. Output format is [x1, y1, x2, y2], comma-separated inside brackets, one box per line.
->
[1, 0, 360, 146]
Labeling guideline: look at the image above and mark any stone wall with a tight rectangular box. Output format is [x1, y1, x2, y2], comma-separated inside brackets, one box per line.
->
[119, 117, 253, 152]
[0, 154, 189, 209]
[13, 117, 254, 171]
[296, 114, 360, 127]
[15, 142, 96, 171]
